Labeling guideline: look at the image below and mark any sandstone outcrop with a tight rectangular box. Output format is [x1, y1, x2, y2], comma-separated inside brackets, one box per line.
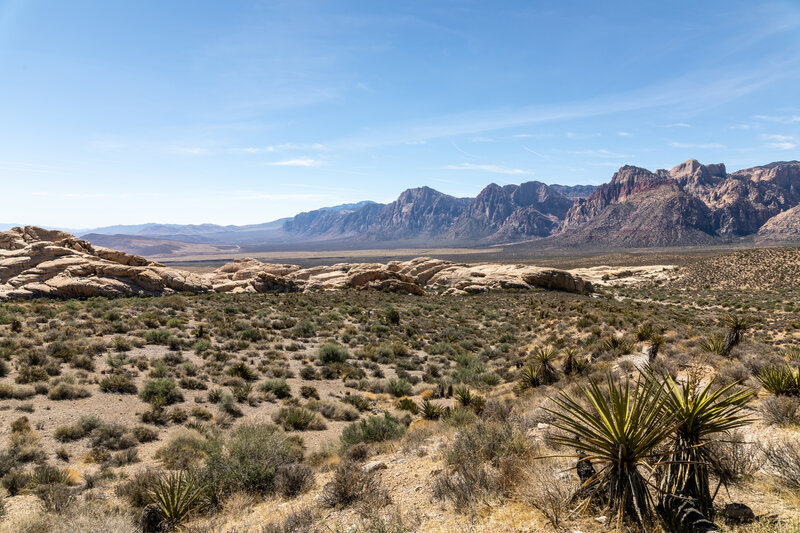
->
[0, 226, 211, 299]
[1, 228, 591, 299]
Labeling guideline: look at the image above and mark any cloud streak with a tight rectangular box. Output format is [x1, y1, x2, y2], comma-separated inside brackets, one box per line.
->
[268, 158, 323, 167]
[443, 163, 529, 175]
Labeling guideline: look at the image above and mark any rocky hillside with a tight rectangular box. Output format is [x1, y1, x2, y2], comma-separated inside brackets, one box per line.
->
[0, 227, 591, 300]
[757, 204, 800, 242]
[552, 159, 800, 247]
[280, 159, 800, 248]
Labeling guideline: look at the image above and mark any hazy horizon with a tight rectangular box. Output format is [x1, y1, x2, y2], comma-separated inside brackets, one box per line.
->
[2, 1, 799, 227]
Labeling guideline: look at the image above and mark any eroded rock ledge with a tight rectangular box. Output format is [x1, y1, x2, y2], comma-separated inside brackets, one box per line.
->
[0, 227, 592, 300]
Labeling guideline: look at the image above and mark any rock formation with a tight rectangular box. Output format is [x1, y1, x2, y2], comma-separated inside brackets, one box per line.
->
[1, 227, 591, 300]
[0, 227, 210, 299]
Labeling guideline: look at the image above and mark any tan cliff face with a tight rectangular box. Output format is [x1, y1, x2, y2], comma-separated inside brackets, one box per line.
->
[0, 227, 592, 300]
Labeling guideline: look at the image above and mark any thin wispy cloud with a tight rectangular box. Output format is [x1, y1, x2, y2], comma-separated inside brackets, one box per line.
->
[268, 159, 323, 167]
[567, 149, 631, 158]
[230, 143, 325, 154]
[617, 131, 632, 137]
[662, 123, 691, 128]
[762, 134, 798, 150]
[668, 141, 726, 149]
[443, 163, 529, 175]
[754, 114, 800, 124]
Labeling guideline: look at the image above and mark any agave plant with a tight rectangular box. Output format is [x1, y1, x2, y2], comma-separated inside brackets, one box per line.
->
[545, 375, 677, 528]
[755, 365, 800, 396]
[531, 345, 560, 384]
[658, 375, 755, 517]
[149, 470, 207, 529]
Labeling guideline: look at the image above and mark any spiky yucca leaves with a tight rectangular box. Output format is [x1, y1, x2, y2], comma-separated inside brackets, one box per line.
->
[517, 364, 541, 392]
[647, 335, 665, 362]
[658, 375, 755, 517]
[149, 470, 207, 529]
[756, 365, 800, 396]
[418, 398, 444, 420]
[562, 348, 589, 376]
[531, 346, 560, 385]
[453, 386, 473, 407]
[720, 314, 754, 357]
[545, 375, 677, 528]
[699, 335, 726, 356]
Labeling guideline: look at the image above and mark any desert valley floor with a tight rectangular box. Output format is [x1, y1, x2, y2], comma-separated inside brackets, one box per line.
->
[1, 241, 799, 532]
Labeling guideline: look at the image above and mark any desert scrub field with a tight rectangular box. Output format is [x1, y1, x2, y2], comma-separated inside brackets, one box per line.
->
[0, 283, 798, 532]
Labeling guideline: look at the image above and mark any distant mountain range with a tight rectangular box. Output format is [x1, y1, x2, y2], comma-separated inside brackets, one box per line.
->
[42, 159, 800, 257]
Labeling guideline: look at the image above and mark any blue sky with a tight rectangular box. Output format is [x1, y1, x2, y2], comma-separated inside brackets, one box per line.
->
[1, 0, 799, 227]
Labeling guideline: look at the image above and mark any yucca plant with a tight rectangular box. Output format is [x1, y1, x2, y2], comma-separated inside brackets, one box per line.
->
[531, 345, 560, 384]
[517, 364, 541, 392]
[545, 375, 677, 529]
[658, 375, 755, 517]
[720, 314, 754, 357]
[755, 365, 800, 396]
[453, 386, 473, 407]
[418, 398, 444, 420]
[600, 336, 634, 356]
[149, 470, 207, 529]
[699, 335, 726, 356]
[646, 335, 665, 362]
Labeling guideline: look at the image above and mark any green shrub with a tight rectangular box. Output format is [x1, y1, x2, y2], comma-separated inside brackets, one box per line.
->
[273, 407, 327, 431]
[201, 423, 301, 502]
[100, 374, 137, 394]
[260, 378, 291, 399]
[48, 382, 91, 400]
[154, 430, 208, 469]
[140, 378, 184, 406]
[340, 413, 405, 449]
[318, 343, 349, 364]
[387, 378, 412, 397]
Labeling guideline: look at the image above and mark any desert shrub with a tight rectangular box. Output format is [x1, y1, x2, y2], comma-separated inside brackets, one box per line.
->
[294, 319, 317, 338]
[35, 482, 75, 513]
[761, 438, 800, 489]
[300, 385, 319, 399]
[396, 397, 419, 414]
[706, 430, 763, 485]
[132, 425, 158, 443]
[201, 423, 301, 501]
[47, 382, 91, 400]
[445, 420, 532, 468]
[760, 396, 800, 426]
[519, 459, 575, 529]
[154, 430, 207, 469]
[99, 374, 137, 394]
[299, 366, 318, 380]
[318, 343, 349, 364]
[342, 394, 371, 411]
[431, 463, 497, 513]
[340, 413, 405, 449]
[115, 469, 160, 507]
[273, 407, 327, 431]
[275, 463, 315, 498]
[140, 378, 184, 406]
[387, 378, 412, 397]
[143, 329, 171, 345]
[90, 423, 137, 450]
[320, 459, 390, 509]
[2, 469, 31, 495]
[54, 416, 102, 442]
[260, 378, 291, 399]
[0, 384, 36, 400]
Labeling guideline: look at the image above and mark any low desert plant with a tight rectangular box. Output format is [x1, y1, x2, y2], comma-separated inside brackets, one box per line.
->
[320, 459, 390, 509]
[273, 407, 326, 431]
[274, 463, 315, 498]
[149, 470, 207, 529]
[140, 378, 184, 406]
[340, 413, 405, 449]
